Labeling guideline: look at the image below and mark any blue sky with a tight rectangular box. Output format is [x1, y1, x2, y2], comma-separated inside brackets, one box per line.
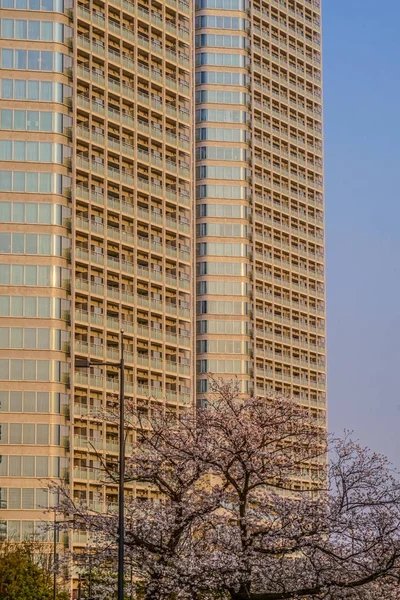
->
[323, 0, 400, 464]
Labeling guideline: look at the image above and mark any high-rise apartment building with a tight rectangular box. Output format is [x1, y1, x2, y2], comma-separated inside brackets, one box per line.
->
[195, 0, 326, 418]
[0, 0, 325, 546]
[0, 0, 194, 543]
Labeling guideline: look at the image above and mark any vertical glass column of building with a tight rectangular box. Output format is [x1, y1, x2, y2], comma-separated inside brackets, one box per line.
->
[195, 0, 251, 399]
[0, 0, 72, 540]
[249, 0, 326, 429]
[71, 0, 193, 534]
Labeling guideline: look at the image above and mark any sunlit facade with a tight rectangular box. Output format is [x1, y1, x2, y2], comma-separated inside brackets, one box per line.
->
[195, 0, 326, 438]
[0, 0, 193, 550]
[0, 0, 325, 554]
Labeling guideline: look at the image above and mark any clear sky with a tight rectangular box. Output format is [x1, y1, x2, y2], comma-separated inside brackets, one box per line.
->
[323, 0, 400, 464]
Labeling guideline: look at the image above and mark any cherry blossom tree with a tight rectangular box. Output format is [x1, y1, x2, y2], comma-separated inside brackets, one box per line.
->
[57, 381, 400, 600]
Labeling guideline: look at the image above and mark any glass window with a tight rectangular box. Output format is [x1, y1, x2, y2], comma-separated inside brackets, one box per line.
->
[38, 266, 49, 286]
[39, 234, 50, 254]
[15, 109, 27, 129]
[26, 204, 38, 223]
[0, 390, 9, 412]
[42, 21, 53, 41]
[24, 360, 36, 380]
[28, 50, 40, 69]
[54, 82, 63, 102]
[0, 172, 11, 194]
[22, 489, 35, 510]
[37, 297, 49, 317]
[54, 143, 63, 163]
[23, 423, 35, 444]
[54, 112, 63, 132]
[26, 172, 38, 192]
[29, 0, 40, 9]
[0, 233, 11, 253]
[0, 296, 10, 316]
[41, 81, 52, 101]
[9, 457, 21, 478]
[55, 205, 62, 224]
[0, 109, 12, 129]
[26, 234, 38, 254]
[11, 328, 23, 348]
[42, 0, 53, 9]
[28, 20, 40, 40]
[53, 393, 61, 413]
[39, 204, 51, 223]
[0, 328, 9, 348]
[39, 172, 51, 192]
[37, 360, 49, 381]
[37, 424, 48, 444]
[22, 457, 35, 477]
[25, 297, 37, 317]
[10, 423, 22, 443]
[54, 236, 62, 256]
[16, 0, 28, 7]
[2, 19, 14, 38]
[11, 296, 23, 316]
[53, 424, 60, 445]
[27, 141, 39, 161]
[36, 488, 48, 508]
[1, 49, 13, 68]
[13, 171, 25, 192]
[11, 264, 23, 285]
[13, 203, 24, 222]
[41, 51, 52, 71]
[24, 329, 36, 349]
[9, 489, 21, 509]
[25, 265, 37, 285]
[12, 233, 24, 254]
[15, 49, 26, 69]
[28, 80, 40, 100]
[15, 19, 27, 39]
[37, 392, 49, 412]
[0, 458, 8, 479]
[24, 392, 35, 412]
[54, 52, 63, 72]
[53, 329, 61, 350]
[22, 521, 34, 540]
[40, 142, 52, 162]
[36, 457, 48, 477]
[54, 22, 63, 42]
[39, 111, 52, 131]
[1, 79, 13, 99]
[14, 140, 25, 161]
[37, 329, 49, 349]
[55, 173, 62, 194]
[0, 141, 12, 160]
[0, 359, 9, 379]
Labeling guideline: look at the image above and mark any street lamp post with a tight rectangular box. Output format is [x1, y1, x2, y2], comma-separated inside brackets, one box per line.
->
[117, 333, 125, 600]
[75, 329, 125, 600]
[88, 554, 92, 600]
[53, 515, 75, 600]
[53, 510, 57, 600]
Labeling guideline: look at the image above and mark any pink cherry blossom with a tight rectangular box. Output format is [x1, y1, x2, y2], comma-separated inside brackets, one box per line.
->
[56, 380, 400, 600]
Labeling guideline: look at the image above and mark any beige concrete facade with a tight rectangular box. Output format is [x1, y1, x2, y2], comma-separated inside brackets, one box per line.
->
[195, 0, 326, 444]
[0, 0, 194, 553]
[0, 0, 325, 559]
[0, 2, 72, 543]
